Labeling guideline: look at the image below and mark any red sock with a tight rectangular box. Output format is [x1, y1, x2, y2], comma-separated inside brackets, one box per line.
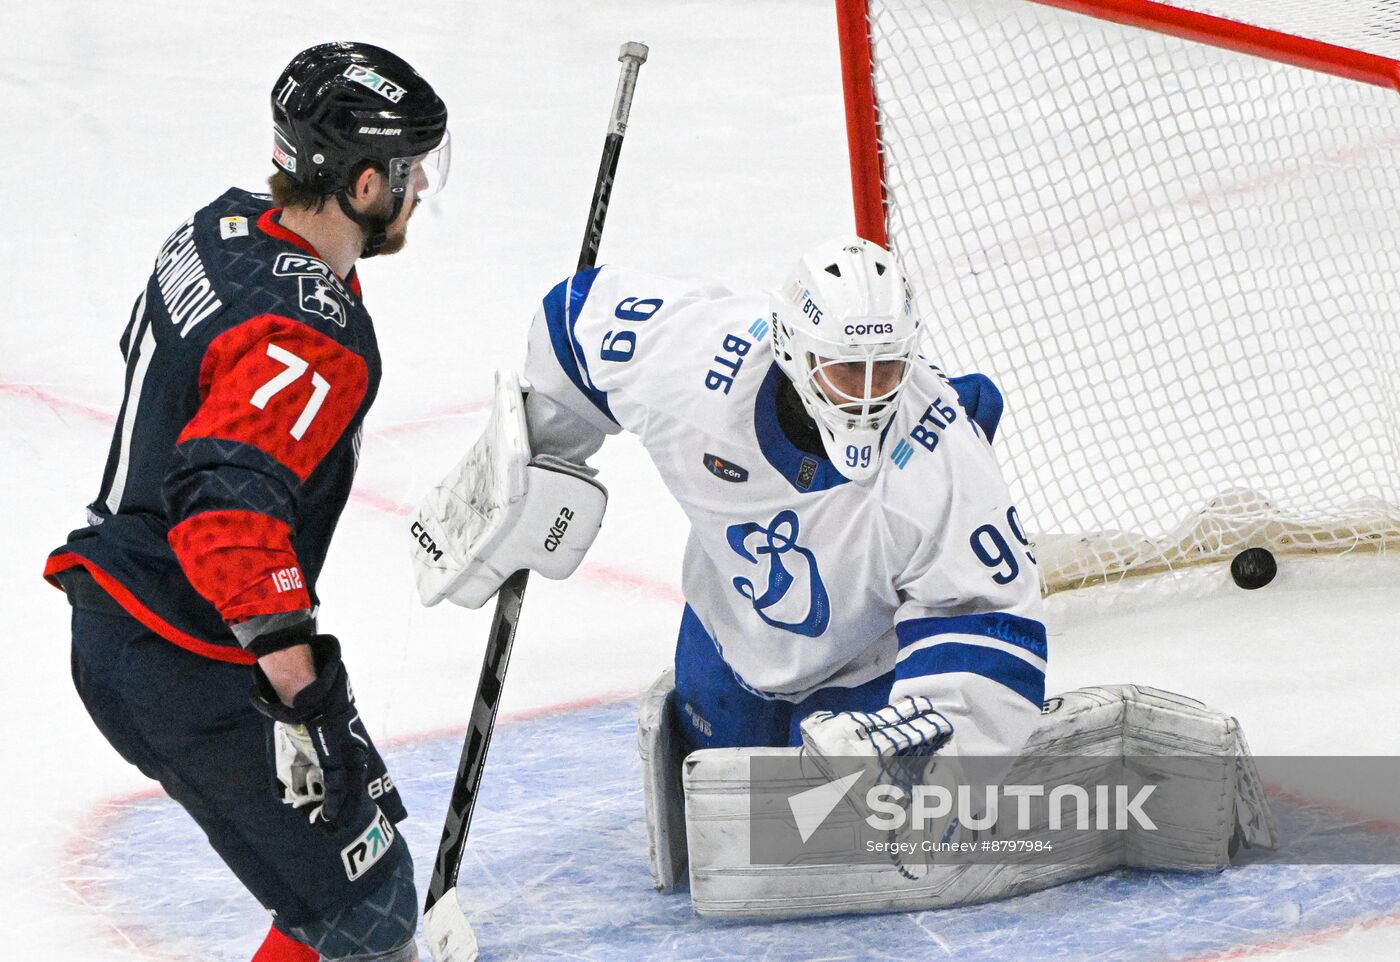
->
[251, 924, 319, 962]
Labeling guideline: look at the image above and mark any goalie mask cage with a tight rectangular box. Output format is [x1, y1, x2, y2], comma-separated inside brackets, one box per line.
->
[837, 0, 1400, 593]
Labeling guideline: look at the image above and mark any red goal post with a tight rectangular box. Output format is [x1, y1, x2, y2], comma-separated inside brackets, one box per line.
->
[837, 0, 1400, 592]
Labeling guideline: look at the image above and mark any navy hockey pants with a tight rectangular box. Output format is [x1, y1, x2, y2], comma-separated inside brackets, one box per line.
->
[66, 583, 416, 957]
[672, 605, 894, 752]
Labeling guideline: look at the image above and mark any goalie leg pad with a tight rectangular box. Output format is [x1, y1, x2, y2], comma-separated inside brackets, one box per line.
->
[682, 685, 1276, 919]
[638, 669, 689, 891]
[1023, 685, 1277, 865]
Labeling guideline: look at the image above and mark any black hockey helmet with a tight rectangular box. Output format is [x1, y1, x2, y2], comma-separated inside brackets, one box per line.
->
[271, 42, 449, 255]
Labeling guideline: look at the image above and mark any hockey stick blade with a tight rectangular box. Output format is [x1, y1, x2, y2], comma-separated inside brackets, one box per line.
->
[424, 887, 482, 962]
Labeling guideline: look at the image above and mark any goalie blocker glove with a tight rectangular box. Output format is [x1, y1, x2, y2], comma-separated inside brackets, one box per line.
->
[251, 634, 369, 825]
[411, 370, 608, 609]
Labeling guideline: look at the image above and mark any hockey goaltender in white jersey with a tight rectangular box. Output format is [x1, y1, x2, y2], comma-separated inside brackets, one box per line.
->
[521, 237, 1046, 764]
[410, 237, 1275, 926]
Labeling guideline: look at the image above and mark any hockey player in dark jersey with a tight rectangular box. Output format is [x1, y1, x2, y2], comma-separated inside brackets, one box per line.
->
[44, 43, 449, 962]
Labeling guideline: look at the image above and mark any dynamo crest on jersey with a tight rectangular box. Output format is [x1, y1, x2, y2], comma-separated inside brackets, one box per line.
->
[726, 510, 830, 638]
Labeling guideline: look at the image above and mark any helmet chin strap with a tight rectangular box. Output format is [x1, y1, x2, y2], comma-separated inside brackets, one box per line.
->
[334, 189, 403, 259]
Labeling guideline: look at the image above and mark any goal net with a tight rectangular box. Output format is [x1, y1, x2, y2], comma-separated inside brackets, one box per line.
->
[838, 0, 1400, 593]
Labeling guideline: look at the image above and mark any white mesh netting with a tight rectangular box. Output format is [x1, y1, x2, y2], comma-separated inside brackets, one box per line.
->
[863, 0, 1400, 592]
[1167, 0, 1400, 59]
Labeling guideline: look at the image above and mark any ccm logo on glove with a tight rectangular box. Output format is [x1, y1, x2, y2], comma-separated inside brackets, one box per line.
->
[544, 506, 575, 552]
[411, 520, 444, 562]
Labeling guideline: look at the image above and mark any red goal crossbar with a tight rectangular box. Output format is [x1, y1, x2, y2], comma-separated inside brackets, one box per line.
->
[835, 0, 1400, 246]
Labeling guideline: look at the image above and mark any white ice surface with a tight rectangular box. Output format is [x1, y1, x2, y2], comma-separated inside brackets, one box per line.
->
[2, 2, 1397, 960]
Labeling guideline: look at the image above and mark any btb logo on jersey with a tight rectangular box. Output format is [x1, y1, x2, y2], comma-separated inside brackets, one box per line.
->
[726, 509, 830, 637]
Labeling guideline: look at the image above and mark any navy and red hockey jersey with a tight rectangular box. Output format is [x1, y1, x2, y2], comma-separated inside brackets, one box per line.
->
[46, 188, 380, 663]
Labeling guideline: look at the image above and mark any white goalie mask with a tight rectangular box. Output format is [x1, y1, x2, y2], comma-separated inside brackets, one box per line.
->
[771, 236, 918, 481]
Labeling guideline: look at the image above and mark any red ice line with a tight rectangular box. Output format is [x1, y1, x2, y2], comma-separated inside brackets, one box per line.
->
[2, 379, 684, 606]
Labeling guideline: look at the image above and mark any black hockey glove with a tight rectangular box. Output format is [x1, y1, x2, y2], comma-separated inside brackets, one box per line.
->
[251, 635, 369, 826]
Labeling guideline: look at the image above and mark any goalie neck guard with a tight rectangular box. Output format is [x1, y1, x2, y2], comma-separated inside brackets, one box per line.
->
[271, 42, 450, 257]
[771, 236, 917, 481]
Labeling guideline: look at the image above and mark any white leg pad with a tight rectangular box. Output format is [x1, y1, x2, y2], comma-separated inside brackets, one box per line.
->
[638, 669, 689, 891]
[682, 684, 1276, 919]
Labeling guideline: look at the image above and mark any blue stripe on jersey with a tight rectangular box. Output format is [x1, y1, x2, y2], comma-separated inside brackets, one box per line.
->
[896, 610, 1047, 661]
[948, 372, 1003, 443]
[541, 268, 617, 425]
[896, 641, 1045, 707]
[753, 364, 849, 494]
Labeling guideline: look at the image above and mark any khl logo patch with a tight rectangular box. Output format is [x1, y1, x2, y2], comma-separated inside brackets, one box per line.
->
[726, 509, 830, 637]
[341, 807, 396, 881]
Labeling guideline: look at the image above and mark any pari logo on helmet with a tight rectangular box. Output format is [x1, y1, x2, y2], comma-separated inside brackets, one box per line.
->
[771, 236, 918, 482]
[342, 64, 407, 104]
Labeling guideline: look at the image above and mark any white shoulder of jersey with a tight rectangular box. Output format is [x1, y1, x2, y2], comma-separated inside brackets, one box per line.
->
[874, 364, 1006, 515]
[872, 361, 1046, 760]
[522, 264, 771, 440]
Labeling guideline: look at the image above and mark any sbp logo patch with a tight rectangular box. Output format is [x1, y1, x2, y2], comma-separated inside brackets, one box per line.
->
[703, 453, 748, 483]
[341, 808, 396, 881]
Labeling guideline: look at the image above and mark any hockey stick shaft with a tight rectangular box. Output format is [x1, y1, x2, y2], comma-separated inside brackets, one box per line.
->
[423, 42, 650, 947]
[424, 570, 527, 915]
[579, 41, 649, 272]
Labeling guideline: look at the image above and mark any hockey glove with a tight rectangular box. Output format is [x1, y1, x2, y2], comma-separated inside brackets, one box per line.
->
[801, 696, 954, 794]
[251, 635, 369, 826]
[802, 697, 968, 869]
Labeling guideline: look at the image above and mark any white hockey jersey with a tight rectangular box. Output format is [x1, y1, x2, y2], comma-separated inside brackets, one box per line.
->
[522, 266, 1046, 759]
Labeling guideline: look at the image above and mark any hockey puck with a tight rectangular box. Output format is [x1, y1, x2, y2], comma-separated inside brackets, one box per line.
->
[1230, 547, 1277, 590]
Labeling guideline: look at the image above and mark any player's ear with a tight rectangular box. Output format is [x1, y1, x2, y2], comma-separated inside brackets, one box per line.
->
[349, 164, 383, 203]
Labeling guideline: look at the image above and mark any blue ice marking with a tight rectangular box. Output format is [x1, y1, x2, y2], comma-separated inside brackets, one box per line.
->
[78, 699, 1400, 962]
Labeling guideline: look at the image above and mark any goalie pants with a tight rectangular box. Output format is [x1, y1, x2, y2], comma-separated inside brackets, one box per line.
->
[672, 604, 893, 753]
[65, 580, 415, 955]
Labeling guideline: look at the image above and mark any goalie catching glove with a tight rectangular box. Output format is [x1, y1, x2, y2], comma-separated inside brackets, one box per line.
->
[411, 370, 608, 608]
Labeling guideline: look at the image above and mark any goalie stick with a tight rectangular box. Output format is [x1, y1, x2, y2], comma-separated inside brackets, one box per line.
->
[422, 41, 650, 962]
